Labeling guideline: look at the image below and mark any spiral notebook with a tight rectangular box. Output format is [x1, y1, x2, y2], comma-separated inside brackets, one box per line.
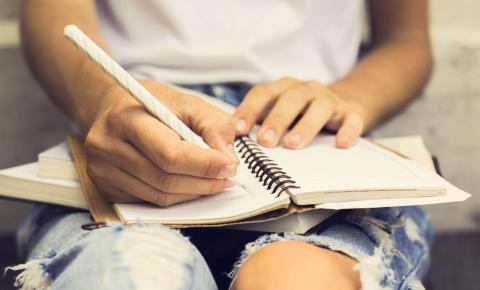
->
[113, 133, 448, 225]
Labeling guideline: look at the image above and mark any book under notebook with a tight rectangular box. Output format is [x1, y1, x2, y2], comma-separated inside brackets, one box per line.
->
[0, 162, 86, 209]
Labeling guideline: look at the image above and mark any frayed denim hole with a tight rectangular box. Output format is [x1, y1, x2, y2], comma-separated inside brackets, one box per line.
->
[347, 208, 407, 239]
[115, 225, 195, 289]
[44, 249, 56, 259]
[43, 243, 83, 281]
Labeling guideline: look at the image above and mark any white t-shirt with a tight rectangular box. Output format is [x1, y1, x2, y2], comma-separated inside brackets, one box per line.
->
[97, 0, 364, 85]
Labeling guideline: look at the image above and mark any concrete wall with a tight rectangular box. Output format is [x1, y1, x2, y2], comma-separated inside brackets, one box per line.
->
[372, 0, 480, 231]
[0, 1, 479, 234]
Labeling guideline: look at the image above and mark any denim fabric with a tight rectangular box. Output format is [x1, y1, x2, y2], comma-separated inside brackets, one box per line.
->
[13, 206, 217, 290]
[231, 207, 433, 290]
[10, 83, 433, 290]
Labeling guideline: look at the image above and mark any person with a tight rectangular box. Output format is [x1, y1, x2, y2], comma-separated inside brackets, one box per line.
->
[11, 0, 433, 289]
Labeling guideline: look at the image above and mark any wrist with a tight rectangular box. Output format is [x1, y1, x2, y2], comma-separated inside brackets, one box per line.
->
[71, 76, 119, 133]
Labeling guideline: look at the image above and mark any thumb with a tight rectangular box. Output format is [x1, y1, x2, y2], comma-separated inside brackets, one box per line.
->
[202, 120, 239, 163]
[201, 114, 239, 163]
[181, 95, 239, 163]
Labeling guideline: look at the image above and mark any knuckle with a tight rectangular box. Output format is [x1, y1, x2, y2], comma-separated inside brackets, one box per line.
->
[86, 161, 104, 182]
[293, 85, 311, 98]
[105, 108, 125, 131]
[224, 115, 236, 128]
[85, 130, 102, 152]
[252, 84, 274, 98]
[215, 116, 237, 135]
[236, 103, 255, 117]
[347, 112, 365, 131]
[84, 140, 98, 160]
[158, 175, 177, 192]
[266, 113, 288, 127]
[305, 80, 323, 90]
[159, 147, 182, 172]
[314, 94, 335, 110]
[153, 192, 168, 207]
[305, 81, 337, 98]
[169, 94, 189, 115]
[85, 130, 111, 160]
[278, 76, 298, 84]
[280, 86, 310, 103]
[210, 181, 224, 194]
[201, 158, 219, 178]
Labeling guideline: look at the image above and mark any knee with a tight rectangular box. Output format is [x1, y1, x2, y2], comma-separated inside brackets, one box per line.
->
[113, 225, 196, 268]
[232, 241, 360, 290]
[84, 225, 199, 287]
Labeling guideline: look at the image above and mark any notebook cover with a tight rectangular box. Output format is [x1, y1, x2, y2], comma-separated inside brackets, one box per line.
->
[68, 135, 120, 222]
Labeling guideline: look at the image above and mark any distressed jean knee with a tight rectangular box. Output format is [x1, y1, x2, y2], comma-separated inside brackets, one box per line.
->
[230, 207, 432, 290]
[8, 223, 217, 290]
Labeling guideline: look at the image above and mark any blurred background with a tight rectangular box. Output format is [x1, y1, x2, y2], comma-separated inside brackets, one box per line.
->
[0, 1, 478, 289]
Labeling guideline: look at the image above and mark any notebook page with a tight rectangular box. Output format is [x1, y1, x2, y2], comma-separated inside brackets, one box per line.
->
[316, 160, 470, 209]
[374, 136, 435, 171]
[114, 155, 290, 224]
[259, 135, 443, 196]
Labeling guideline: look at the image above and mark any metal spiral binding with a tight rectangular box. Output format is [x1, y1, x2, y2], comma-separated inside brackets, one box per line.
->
[234, 136, 300, 197]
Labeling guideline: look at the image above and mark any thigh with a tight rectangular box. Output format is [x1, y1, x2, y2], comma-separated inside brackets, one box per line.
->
[13, 205, 218, 290]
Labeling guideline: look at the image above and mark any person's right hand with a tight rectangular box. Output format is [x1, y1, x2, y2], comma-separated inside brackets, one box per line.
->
[84, 80, 239, 206]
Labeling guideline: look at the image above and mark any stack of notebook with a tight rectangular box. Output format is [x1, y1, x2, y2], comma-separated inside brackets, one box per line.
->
[0, 133, 470, 233]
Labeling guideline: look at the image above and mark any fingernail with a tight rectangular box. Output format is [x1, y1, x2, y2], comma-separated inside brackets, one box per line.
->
[219, 164, 236, 178]
[337, 134, 351, 148]
[236, 118, 247, 133]
[261, 128, 276, 145]
[225, 143, 239, 162]
[286, 133, 302, 147]
[224, 179, 236, 189]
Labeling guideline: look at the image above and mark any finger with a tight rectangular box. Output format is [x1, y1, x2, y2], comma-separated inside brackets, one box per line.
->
[335, 112, 364, 148]
[234, 77, 299, 135]
[98, 141, 234, 194]
[258, 85, 313, 147]
[160, 93, 239, 162]
[282, 96, 335, 149]
[123, 111, 237, 179]
[93, 180, 143, 203]
[88, 160, 200, 207]
[184, 96, 239, 162]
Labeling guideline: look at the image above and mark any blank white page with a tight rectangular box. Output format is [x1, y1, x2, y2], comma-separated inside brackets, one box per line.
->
[114, 155, 290, 224]
[316, 160, 470, 209]
[260, 135, 443, 195]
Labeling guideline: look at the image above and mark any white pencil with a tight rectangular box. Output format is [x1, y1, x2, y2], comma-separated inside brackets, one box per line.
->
[64, 25, 209, 149]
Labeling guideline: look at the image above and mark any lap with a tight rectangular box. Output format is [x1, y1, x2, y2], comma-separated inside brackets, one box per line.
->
[231, 207, 433, 290]
[14, 205, 432, 290]
[14, 205, 217, 290]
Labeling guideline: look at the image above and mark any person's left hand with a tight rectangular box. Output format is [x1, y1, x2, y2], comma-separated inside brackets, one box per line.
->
[234, 77, 367, 149]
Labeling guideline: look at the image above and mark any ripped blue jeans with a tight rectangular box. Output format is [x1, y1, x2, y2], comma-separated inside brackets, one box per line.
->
[10, 83, 433, 290]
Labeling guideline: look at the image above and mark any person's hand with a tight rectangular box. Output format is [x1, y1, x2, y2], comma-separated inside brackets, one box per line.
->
[234, 77, 367, 149]
[84, 80, 239, 206]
